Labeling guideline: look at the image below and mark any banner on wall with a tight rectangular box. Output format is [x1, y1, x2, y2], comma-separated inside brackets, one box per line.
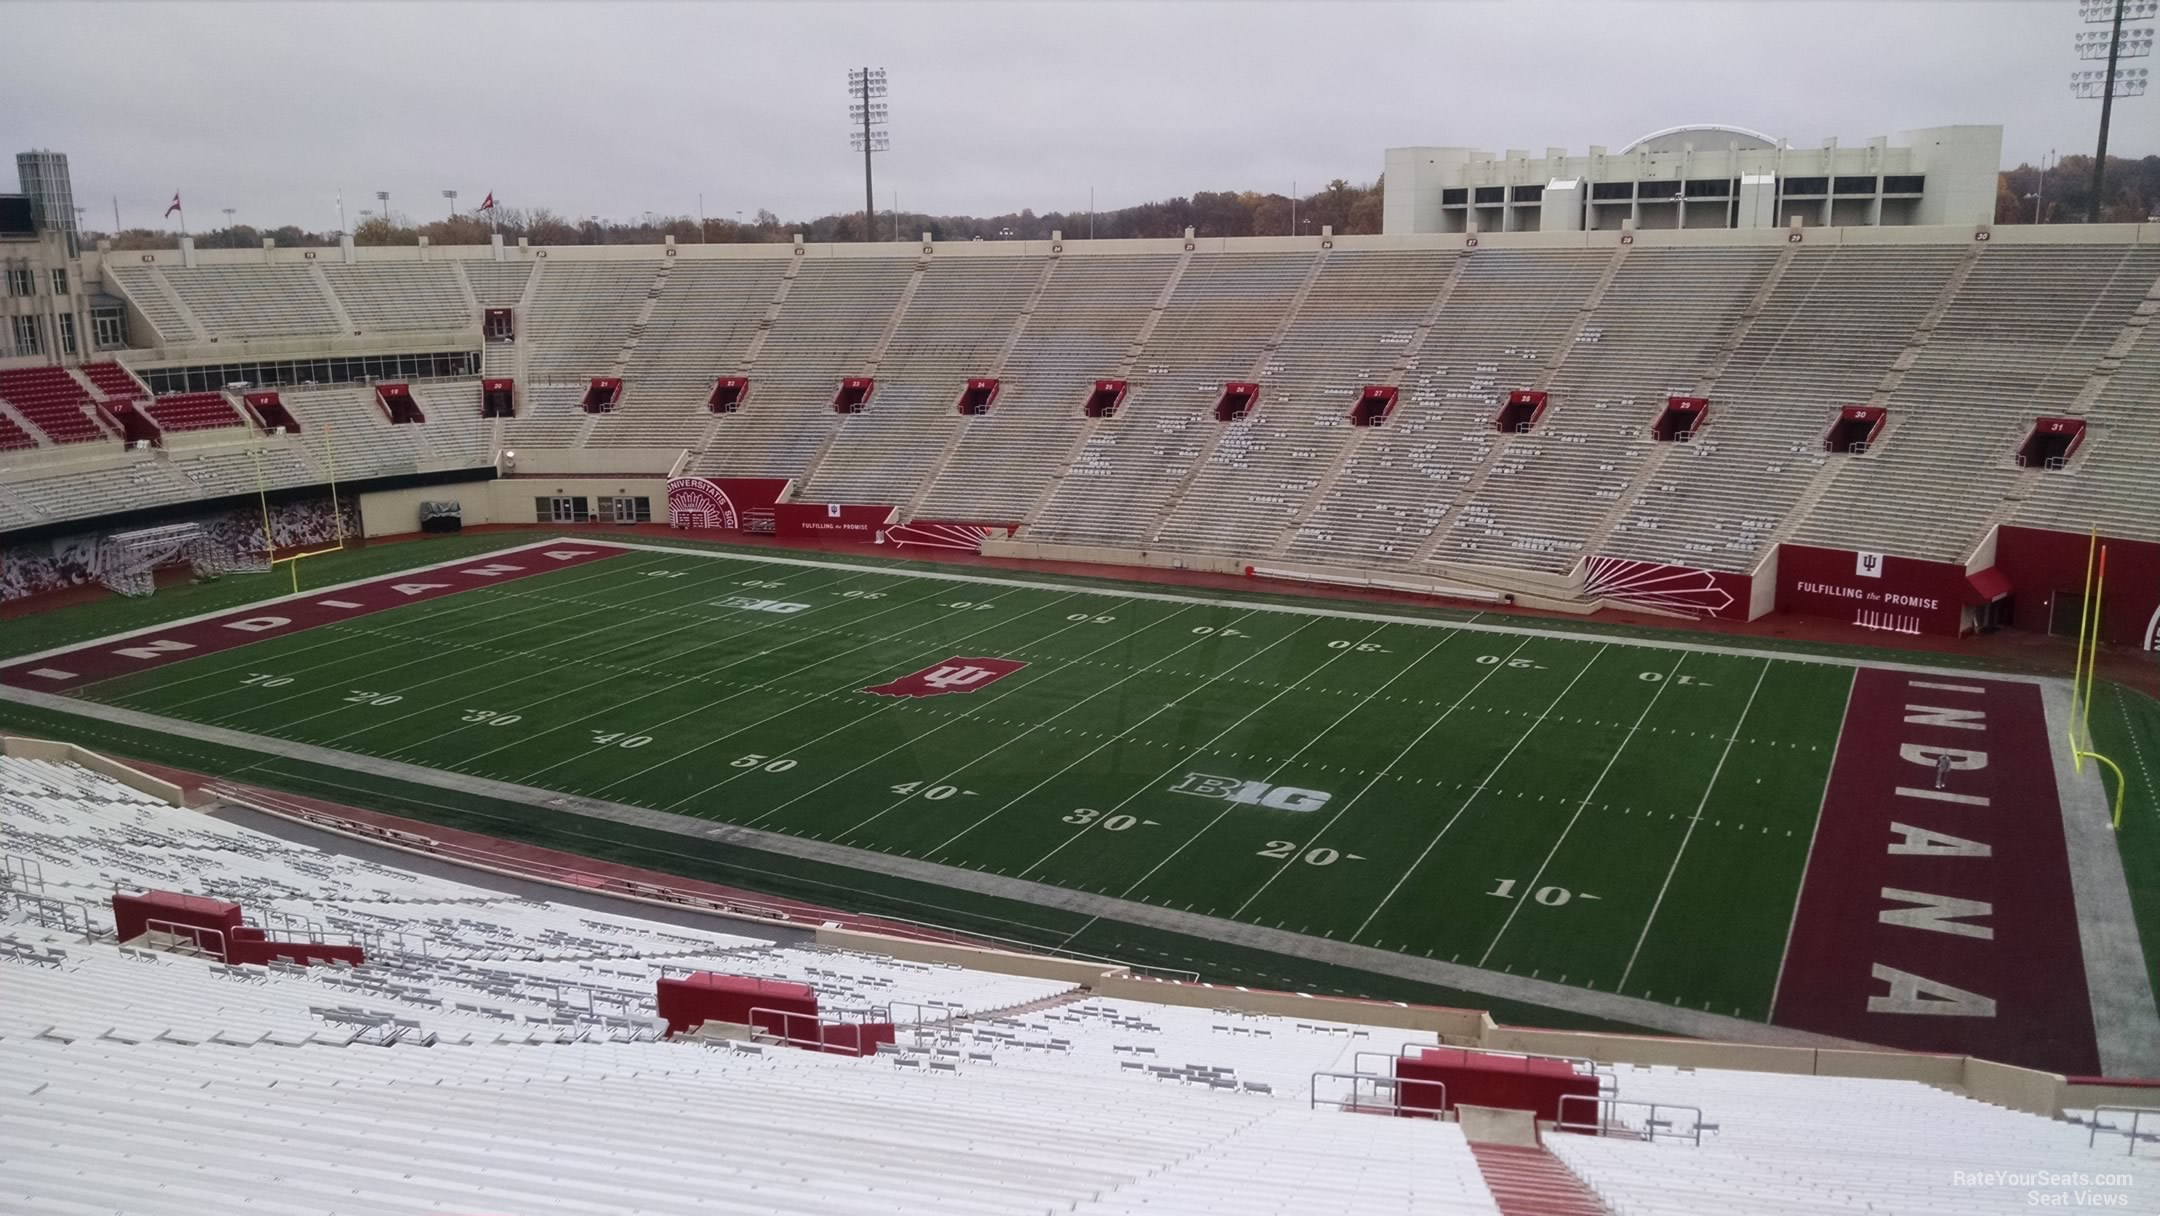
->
[886, 520, 1020, 555]
[1582, 556, 1748, 620]
[772, 502, 896, 541]
[1777, 544, 1975, 636]
[664, 477, 789, 532]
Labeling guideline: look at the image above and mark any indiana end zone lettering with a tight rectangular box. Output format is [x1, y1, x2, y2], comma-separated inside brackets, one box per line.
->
[861, 657, 1027, 698]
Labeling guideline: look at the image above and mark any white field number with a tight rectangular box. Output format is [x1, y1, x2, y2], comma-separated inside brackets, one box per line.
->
[732, 753, 797, 772]
[1062, 807, 1138, 830]
[241, 672, 292, 688]
[1066, 613, 1116, 624]
[643, 570, 688, 579]
[943, 601, 996, 611]
[892, 781, 962, 801]
[1487, 878, 1586, 906]
[460, 709, 523, 726]
[591, 731, 652, 748]
[840, 590, 886, 600]
[1475, 655, 1544, 669]
[1191, 625, 1245, 636]
[1259, 841, 1340, 865]
[737, 579, 784, 589]
[345, 689, 402, 705]
[1328, 640, 1387, 652]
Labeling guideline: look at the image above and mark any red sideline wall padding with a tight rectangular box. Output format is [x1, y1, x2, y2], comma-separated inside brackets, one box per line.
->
[773, 502, 896, 542]
[656, 972, 818, 1036]
[1997, 525, 2160, 649]
[1777, 543, 1971, 636]
[1395, 1048, 1598, 1122]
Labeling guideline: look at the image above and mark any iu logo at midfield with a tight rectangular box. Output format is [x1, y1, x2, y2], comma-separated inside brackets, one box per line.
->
[861, 656, 1028, 698]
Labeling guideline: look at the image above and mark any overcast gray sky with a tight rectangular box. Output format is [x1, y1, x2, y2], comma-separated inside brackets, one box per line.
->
[6, 0, 2148, 232]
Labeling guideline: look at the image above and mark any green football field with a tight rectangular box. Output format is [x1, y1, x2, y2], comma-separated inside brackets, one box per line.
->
[53, 538, 1858, 1022]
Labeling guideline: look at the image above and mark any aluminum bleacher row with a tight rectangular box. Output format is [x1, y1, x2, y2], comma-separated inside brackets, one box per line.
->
[6, 755, 2150, 1213]
[12, 229, 2160, 578]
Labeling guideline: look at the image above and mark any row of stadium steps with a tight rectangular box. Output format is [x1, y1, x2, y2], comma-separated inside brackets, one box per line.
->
[1429, 247, 1784, 577]
[1789, 242, 2160, 561]
[918, 252, 1183, 523]
[1284, 250, 1599, 567]
[1025, 251, 1319, 548]
[1467, 1144, 1611, 1216]
[803, 254, 1048, 507]
[2018, 252, 2160, 540]
[692, 257, 917, 480]
[1600, 243, 1968, 573]
[1154, 248, 1457, 557]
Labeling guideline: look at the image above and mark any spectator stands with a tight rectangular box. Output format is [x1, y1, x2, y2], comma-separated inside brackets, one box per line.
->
[0, 412, 34, 452]
[4, 750, 2149, 1214]
[143, 391, 246, 433]
[0, 366, 109, 445]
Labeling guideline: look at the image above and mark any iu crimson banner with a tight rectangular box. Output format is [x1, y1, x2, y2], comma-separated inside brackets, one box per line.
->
[861, 657, 1028, 698]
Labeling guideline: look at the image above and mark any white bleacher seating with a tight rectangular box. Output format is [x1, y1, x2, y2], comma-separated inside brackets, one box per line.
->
[104, 265, 195, 344]
[590, 259, 787, 449]
[1026, 252, 1315, 547]
[157, 265, 343, 339]
[322, 262, 474, 333]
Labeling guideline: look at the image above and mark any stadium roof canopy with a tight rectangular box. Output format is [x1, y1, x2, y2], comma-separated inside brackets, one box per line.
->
[1622, 123, 1782, 153]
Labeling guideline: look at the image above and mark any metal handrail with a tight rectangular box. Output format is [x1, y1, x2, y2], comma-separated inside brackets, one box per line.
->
[0, 852, 45, 894]
[2088, 1105, 2160, 1156]
[1556, 1094, 1706, 1146]
[1309, 1069, 1425, 1116]
[15, 893, 98, 942]
[143, 919, 228, 962]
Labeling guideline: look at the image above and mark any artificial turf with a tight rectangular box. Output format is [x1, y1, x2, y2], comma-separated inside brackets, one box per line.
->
[41, 536, 1872, 1023]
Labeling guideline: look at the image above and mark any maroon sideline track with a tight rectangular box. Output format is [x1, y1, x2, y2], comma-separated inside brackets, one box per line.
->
[1773, 668, 2099, 1074]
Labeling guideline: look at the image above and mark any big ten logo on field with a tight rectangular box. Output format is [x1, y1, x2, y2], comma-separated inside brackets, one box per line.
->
[712, 595, 811, 614]
[1169, 773, 1332, 812]
[861, 656, 1028, 698]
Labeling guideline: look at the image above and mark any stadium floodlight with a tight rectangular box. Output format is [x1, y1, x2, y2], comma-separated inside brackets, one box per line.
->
[443, 189, 458, 218]
[847, 68, 891, 244]
[2083, 0, 2158, 21]
[2072, 66, 2151, 96]
[2077, 27, 2155, 57]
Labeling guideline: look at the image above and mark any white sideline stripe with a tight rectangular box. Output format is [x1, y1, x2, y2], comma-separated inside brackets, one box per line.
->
[1622, 658, 1777, 996]
[582, 539, 2068, 688]
[0, 536, 635, 669]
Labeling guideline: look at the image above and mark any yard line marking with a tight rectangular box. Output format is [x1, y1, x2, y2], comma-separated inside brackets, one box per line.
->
[587, 538, 2062, 685]
[1228, 634, 1534, 921]
[1017, 616, 1364, 878]
[1118, 625, 1450, 900]
[1349, 641, 1611, 942]
[296, 560, 850, 742]
[126, 552, 682, 709]
[666, 592, 1151, 818]
[1621, 657, 1777, 994]
[1476, 651, 1688, 967]
[565, 586, 1084, 795]
[909, 607, 1286, 853]
[487, 575, 970, 782]
[1760, 662, 1848, 1017]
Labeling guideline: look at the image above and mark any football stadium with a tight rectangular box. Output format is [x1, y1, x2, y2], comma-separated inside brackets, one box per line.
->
[6, 4, 2160, 1210]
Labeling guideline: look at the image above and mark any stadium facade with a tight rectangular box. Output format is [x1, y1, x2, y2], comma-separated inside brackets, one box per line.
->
[1383, 124, 2003, 234]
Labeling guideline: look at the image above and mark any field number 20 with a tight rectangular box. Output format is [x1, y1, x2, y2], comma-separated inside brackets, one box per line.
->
[1259, 841, 1339, 865]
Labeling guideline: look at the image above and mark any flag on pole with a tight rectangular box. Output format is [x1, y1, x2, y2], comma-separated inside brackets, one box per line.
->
[479, 192, 495, 212]
[164, 192, 183, 218]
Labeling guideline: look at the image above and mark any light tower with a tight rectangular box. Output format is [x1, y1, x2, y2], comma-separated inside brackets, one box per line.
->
[375, 190, 391, 227]
[2074, 0, 2156, 221]
[443, 189, 458, 219]
[848, 68, 889, 243]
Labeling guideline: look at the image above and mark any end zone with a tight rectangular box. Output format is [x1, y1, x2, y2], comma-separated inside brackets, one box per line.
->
[0, 539, 628, 693]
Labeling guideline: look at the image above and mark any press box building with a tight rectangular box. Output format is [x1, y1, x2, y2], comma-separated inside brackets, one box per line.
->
[1382, 124, 2002, 234]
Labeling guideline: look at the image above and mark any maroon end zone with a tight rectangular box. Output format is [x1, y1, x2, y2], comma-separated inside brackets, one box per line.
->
[0, 541, 627, 693]
[1772, 667, 2099, 1074]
